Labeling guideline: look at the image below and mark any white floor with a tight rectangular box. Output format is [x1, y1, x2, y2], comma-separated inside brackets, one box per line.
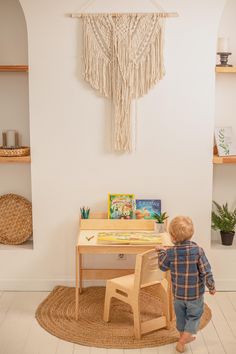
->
[0, 291, 236, 354]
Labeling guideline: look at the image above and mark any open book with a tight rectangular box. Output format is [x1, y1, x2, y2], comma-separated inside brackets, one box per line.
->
[97, 231, 163, 245]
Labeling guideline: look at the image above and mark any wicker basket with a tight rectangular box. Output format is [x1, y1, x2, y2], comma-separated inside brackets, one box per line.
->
[0, 194, 32, 245]
[0, 146, 30, 157]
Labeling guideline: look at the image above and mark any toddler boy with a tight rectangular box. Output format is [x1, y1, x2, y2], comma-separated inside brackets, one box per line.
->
[156, 216, 215, 353]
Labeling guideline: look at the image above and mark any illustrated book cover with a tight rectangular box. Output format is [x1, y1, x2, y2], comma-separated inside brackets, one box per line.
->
[97, 231, 163, 244]
[135, 199, 161, 219]
[108, 194, 135, 219]
[215, 127, 236, 156]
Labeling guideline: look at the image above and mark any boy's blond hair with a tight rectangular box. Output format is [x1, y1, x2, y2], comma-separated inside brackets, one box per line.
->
[169, 216, 194, 243]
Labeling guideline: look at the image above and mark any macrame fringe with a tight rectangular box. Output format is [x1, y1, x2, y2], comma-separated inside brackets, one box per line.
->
[83, 22, 112, 98]
[83, 15, 165, 152]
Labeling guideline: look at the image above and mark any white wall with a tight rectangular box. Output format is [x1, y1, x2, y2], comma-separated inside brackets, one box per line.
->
[1, 0, 232, 290]
[0, 0, 31, 201]
[213, 0, 236, 244]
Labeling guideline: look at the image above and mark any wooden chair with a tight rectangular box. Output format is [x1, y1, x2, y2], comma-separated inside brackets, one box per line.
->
[103, 249, 171, 339]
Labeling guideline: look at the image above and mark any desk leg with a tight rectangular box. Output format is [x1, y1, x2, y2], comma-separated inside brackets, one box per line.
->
[75, 247, 79, 320]
[79, 253, 83, 294]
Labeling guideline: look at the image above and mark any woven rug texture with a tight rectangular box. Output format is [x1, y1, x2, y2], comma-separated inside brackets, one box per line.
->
[35, 286, 212, 349]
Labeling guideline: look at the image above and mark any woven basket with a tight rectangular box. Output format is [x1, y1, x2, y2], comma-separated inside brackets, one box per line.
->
[0, 147, 30, 157]
[0, 194, 32, 245]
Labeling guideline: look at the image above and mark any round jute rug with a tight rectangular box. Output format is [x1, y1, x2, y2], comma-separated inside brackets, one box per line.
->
[35, 286, 212, 349]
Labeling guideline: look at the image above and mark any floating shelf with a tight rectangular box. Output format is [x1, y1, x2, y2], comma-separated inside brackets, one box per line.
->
[215, 66, 236, 73]
[0, 239, 33, 250]
[213, 154, 236, 164]
[211, 239, 236, 250]
[0, 65, 28, 72]
[0, 156, 31, 163]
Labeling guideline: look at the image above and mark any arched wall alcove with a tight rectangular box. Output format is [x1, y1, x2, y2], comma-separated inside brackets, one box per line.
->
[1, 0, 235, 291]
[0, 0, 32, 249]
[212, 0, 236, 248]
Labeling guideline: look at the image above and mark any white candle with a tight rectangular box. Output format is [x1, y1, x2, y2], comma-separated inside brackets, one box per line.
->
[15, 132, 19, 147]
[6, 130, 17, 148]
[217, 37, 230, 53]
[2, 132, 7, 147]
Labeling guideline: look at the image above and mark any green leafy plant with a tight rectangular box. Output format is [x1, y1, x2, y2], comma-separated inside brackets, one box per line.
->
[80, 206, 90, 219]
[211, 201, 236, 232]
[153, 211, 168, 223]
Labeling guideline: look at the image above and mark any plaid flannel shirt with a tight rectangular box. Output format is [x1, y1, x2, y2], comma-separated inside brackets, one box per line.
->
[157, 240, 215, 301]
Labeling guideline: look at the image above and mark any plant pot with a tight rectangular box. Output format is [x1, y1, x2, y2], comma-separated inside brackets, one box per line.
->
[220, 231, 235, 246]
[154, 222, 166, 234]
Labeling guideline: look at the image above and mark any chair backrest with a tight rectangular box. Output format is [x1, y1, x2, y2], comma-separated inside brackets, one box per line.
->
[133, 249, 165, 290]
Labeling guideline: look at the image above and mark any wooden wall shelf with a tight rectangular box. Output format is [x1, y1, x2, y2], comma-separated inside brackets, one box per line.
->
[0, 156, 31, 163]
[213, 155, 236, 164]
[0, 65, 28, 72]
[215, 66, 236, 73]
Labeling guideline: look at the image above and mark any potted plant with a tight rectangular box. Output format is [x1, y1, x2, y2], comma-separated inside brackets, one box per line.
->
[211, 201, 236, 246]
[153, 211, 168, 233]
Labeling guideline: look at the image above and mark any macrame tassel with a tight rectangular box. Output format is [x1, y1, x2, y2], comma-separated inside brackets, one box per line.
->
[112, 31, 133, 152]
[132, 22, 165, 99]
[83, 18, 112, 98]
[82, 14, 165, 153]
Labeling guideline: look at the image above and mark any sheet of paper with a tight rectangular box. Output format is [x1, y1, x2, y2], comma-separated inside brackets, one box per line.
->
[215, 127, 236, 156]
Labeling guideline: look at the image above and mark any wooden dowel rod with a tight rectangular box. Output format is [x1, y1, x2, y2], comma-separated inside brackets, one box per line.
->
[71, 12, 178, 18]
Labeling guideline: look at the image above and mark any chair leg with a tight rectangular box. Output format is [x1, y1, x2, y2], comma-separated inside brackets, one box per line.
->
[103, 292, 112, 322]
[132, 301, 141, 339]
[157, 282, 171, 329]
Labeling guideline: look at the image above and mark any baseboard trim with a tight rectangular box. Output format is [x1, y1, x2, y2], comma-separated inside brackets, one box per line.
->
[0, 279, 106, 291]
[0, 278, 236, 291]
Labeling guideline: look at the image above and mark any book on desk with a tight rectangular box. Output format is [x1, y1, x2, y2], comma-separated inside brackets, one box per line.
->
[97, 231, 164, 245]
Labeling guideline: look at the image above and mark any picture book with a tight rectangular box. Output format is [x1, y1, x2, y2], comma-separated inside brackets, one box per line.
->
[135, 199, 161, 219]
[108, 194, 135, 219]
[215, 127, 236, 156]
[97, 231, 163, 245]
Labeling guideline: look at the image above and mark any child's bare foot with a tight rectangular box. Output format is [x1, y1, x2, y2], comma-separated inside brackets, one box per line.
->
[176, 341, 185, 353]
[176, 332, 196, 352]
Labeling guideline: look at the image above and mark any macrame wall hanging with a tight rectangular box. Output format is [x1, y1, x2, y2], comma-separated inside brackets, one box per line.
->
[72, 8, 178, 152]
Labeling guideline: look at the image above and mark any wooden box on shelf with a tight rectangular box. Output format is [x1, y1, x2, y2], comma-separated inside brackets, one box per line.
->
[80, 212, 155, 231]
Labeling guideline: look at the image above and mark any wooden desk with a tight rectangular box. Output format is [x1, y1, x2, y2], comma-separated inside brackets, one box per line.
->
[75, 213, 173, 320]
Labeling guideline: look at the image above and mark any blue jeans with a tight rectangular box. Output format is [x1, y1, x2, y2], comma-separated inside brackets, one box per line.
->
[174, 296, 204, 334]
